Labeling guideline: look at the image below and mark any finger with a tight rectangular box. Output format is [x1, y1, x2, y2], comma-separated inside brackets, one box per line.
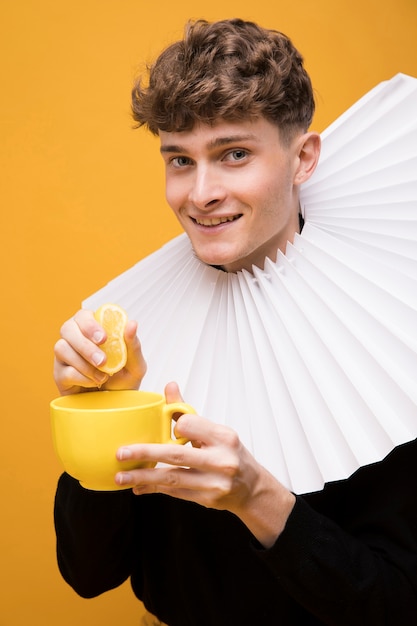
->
[54, 362, 108, 394]
[54, 339, 109, 392]
[124, 319, 138, 342]
[73, 309, 107, 344]
[115, 420, 228, 470]
[59, 313, 107, 370]
[117, 440, 198, 467]
[174, 413, 239, 450]
[124, 320, 147, 380]
[54, 337, 104, 380]
[117, 466, 233, 510]
[116, 465, 198, 490]
[164, 381, 184, 403]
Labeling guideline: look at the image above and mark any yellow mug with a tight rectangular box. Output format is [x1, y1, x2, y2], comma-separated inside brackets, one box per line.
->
[50, 390, 195, 491]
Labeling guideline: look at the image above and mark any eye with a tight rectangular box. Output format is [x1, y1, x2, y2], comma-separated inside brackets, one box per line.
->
[171, 156, 192, 168]
[224, 149, 248, 162]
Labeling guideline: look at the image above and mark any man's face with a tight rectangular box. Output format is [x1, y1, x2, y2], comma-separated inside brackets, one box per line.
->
[159, 117, 307, 273]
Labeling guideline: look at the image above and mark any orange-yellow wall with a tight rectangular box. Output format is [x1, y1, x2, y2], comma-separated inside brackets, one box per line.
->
[1, 1, 416, 624]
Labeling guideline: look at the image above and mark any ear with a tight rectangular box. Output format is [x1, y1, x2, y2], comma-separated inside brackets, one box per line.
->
[293, 132, 321, 185]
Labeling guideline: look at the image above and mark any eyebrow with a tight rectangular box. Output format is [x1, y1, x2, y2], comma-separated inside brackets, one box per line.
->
[160, 134, 258, 154]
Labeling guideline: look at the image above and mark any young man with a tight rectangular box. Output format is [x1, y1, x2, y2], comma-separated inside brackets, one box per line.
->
[53, 19, 417, 625]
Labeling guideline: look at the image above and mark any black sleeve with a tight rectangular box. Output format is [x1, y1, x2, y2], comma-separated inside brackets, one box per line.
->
[54, 473, 136, 598]
[257, 439, 417, 625]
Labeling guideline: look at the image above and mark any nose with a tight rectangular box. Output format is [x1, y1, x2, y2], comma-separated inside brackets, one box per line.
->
[188, 165, 226, 210]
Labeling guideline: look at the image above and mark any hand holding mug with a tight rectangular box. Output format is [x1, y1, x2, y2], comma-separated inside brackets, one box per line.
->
[50, 389, 195, 491]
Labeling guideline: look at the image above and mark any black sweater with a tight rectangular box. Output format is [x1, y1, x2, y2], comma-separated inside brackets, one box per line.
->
[54, 438, 417, 625]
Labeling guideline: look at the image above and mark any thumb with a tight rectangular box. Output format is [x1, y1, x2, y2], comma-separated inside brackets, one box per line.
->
[164, 381, 184, 403]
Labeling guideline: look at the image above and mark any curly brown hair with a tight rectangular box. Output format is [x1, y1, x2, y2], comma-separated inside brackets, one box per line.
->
[131, 18, 315, 142]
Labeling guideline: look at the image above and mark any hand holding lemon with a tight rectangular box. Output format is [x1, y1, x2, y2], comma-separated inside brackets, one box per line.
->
[54, 304, 147, 395]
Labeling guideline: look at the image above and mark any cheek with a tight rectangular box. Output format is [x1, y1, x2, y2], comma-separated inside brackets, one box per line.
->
[262, 171, 292, 207]
[164, 178, 182, 212]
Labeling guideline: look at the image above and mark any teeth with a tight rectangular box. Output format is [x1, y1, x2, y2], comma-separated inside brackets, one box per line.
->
[195, 216, 238, 226]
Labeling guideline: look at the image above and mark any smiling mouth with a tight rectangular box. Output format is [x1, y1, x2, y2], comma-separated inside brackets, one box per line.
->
[192, 215, 242, 227]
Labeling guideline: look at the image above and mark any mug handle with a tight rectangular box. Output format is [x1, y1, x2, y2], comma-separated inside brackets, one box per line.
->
[161, 402, 196, 445]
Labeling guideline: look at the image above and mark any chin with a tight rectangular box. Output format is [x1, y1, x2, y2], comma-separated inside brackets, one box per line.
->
[191, 245, 234, 268]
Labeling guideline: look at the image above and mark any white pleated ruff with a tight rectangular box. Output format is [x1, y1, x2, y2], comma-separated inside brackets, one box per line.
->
[84, 73, 417, 494]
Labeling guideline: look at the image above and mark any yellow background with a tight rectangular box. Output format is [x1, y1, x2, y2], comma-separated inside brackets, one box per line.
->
[1, 0, 416, 624]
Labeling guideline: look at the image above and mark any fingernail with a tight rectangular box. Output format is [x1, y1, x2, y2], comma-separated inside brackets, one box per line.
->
[94, 372, 108, 386]
[93, 331, 105, 344]
[116, 472, 133, 485]
[117, 447, 133, 461]
[92, 351, 105, 366]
